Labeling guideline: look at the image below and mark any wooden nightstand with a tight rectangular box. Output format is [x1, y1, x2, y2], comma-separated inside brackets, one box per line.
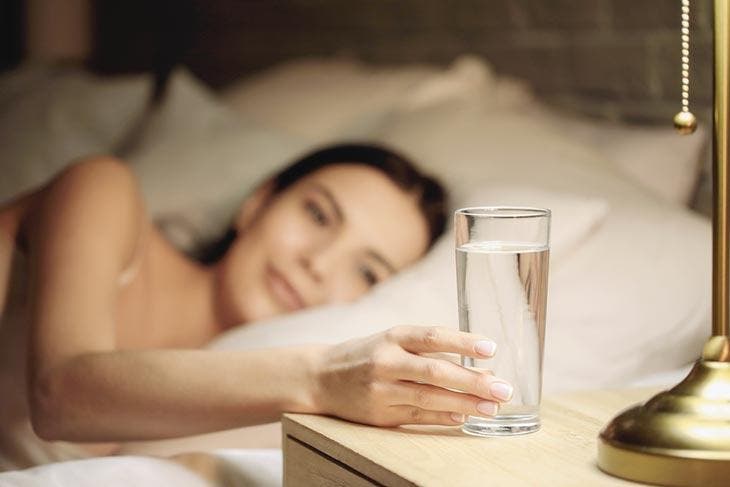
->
[283, 388, 660, 486]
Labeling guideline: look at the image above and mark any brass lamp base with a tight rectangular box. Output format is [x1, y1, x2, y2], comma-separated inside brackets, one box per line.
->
[597, 338, 730, 486]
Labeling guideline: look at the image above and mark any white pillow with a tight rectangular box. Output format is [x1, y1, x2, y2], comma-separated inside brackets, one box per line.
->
[220, 55, 534, 145]
[220, 57, 439, 143]
[0, 64, 151, 203]
[526, 106, 708, 205]
[126, 68, 315, 251]
[221, 55, 706, 206]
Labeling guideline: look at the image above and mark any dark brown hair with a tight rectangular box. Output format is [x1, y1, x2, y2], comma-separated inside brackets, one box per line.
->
[196, 143, 448, 264]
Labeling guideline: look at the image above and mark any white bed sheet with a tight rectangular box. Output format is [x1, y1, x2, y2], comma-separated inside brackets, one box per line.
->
[0, 456, 210, 487]
[0, 449, 282, 487]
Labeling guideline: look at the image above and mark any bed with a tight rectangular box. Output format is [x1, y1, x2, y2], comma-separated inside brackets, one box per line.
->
[0, 2, 715, 485]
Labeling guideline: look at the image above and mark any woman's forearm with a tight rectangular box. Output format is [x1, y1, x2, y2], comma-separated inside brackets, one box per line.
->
[30, 346, 325, 442]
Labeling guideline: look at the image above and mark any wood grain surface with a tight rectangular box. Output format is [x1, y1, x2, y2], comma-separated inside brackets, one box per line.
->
[283, 387, 663, 486]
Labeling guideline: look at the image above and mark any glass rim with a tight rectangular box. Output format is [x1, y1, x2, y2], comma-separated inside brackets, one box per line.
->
[455, 206, 551, 219]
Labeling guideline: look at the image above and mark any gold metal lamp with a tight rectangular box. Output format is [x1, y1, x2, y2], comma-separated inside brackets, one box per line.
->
[597, 1, 730, 485]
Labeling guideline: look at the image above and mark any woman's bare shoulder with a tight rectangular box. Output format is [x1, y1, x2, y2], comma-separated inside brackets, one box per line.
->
[0, 156, 149, 314]
[5, 156, 148, 267]
[43, 156, 142, 210]
[2, 156, 142, 226]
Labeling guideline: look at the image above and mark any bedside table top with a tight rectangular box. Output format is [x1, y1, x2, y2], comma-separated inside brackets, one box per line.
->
[283, 387, 661, 486]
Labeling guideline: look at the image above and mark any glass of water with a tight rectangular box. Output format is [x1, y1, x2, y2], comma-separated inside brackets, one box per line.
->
[455, 207, 550, 436]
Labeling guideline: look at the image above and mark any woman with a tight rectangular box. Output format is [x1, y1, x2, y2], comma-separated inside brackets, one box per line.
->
[0, 144, 512, 470]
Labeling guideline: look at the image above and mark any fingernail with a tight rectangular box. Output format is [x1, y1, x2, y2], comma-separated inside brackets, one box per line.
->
[476, 401, 498, 416]
[474, 340, 497, 357]
[450, 413, 465, 423]
[490, 382, 513, 402]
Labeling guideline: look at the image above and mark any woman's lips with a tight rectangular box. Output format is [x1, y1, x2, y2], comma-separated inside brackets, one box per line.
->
[265, 264, 306, 311]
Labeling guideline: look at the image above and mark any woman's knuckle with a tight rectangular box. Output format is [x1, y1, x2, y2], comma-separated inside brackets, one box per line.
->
[359, 386, 381, 415]
[409, 407, 422, 423]
[423, 360, 442, 381]
[422, 327, 440, 347]
[468, 374, 484, 396]
[367, 364, 381, 380]
[362, 378, 377, 394]
[414, 387, 431, 408]
[385, 326, 403, 342]
[370, 349, 393, 376]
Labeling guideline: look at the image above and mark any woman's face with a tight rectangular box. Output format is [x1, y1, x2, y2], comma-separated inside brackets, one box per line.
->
[215, 164, 430, 325]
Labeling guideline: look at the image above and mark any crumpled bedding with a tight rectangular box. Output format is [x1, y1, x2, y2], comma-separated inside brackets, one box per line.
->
[0, 450, 282, 487]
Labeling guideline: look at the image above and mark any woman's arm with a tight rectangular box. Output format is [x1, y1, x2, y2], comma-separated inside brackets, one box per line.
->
[33, 346, 323, 441]
[31, 327, 505, 442]
[25, 157, 507, 443]
[22, 157, 323, 442]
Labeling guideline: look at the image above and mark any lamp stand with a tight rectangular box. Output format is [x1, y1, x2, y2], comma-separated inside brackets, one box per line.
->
[597, 1, 730, 485]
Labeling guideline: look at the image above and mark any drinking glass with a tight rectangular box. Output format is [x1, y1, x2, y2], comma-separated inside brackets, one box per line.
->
[455, 207, 550, 436]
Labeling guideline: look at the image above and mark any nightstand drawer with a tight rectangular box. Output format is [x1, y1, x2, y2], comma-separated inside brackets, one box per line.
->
[284, 436, 377, 486]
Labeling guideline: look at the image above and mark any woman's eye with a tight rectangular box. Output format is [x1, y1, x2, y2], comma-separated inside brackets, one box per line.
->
[305, 201, 329, 226]
[359, 265, 379, 287]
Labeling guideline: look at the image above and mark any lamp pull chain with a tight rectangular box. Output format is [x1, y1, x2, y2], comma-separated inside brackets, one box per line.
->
[675, 0, 699, 134]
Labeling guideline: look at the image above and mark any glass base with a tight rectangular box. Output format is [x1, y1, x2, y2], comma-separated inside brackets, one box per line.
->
[461, 414, 540, 437]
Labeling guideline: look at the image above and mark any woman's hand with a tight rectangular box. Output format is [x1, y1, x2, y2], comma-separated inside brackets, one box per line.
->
[312, 326, 513, 427]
